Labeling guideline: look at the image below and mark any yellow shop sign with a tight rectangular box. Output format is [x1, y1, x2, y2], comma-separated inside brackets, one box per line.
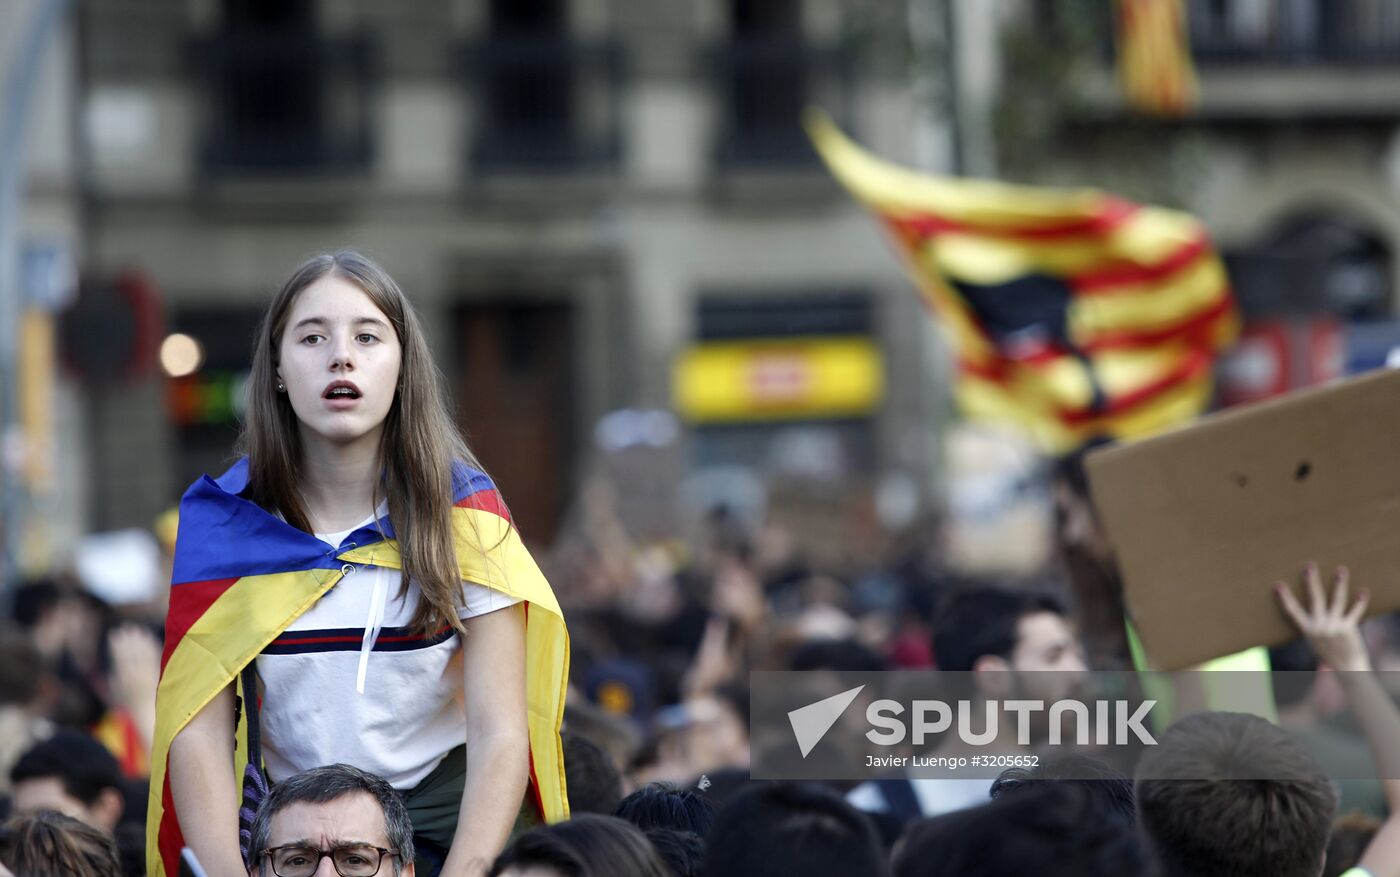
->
[673, 336, 884, 422]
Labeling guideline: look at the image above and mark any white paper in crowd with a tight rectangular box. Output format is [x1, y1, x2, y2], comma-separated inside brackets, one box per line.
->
[73, 528, 163, 606]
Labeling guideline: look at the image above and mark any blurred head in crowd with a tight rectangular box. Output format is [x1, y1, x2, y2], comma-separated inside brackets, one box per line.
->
[488, 814, 669, 877]
[638, 679, 750, 787]
[0, 809, 122, 877]
[0, 632, 54, 798]
[614, 783, 715, 837]
[689, 767, 749, 812]
[891, 783, 1141, 877]
[1135, 711, 1337, 877]
[563, 732, 624, 815]
[1050, 442, 1131, 667]
[788, 638, 884, 673]
[1269, 638, 1321, 716]
[562, 701, 643, 784]
[247, 763, 415, 877]
[701, 783, 887, 877]
[1049, 443, 1114, 566]
[10, 732, 125, 834]
[1324, 811, 1380, 877]
[12, 580, 109, 665]
[582, 658, 657, 724]
[0, 632, 49, 714]
[933, 587, 1085, 706]
[665, 686, 750, 778]
[988, 754, 1135, 826]
[9, 581, 111, 728]
[9, 580, 67, 658]
[641, 828, 702, 877]
[934, 587, 1082, 674]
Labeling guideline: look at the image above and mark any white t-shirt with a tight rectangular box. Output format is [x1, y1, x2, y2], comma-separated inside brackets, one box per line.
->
[256, 512, 522, 789]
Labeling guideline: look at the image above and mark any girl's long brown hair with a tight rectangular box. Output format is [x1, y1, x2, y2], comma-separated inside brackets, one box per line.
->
[239, 250, 489, 636]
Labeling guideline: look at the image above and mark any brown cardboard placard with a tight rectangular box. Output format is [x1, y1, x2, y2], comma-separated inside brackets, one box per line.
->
[1085, 368, 1400, 670]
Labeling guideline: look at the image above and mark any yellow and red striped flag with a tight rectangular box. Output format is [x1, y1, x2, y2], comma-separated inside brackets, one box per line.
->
[806, 111, 1238, 453]
[1117, 0, 1198, 116]
[147, 459, 569, 877]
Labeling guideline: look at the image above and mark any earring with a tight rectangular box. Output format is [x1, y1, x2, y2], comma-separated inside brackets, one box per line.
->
[276, 382, 285, 393]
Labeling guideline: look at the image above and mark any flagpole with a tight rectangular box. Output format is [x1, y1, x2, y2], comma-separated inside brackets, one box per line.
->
[0, 0, 74, 604]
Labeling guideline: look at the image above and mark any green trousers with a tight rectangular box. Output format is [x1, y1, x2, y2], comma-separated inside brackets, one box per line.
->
[400, 745, 540, 876]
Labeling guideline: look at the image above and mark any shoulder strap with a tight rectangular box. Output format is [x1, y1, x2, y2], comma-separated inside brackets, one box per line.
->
[236, 662, 269, 866]
[240, 662, 263, 766]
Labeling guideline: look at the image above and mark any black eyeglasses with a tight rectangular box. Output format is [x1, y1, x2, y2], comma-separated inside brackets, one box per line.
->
[261, 844, 399, 877]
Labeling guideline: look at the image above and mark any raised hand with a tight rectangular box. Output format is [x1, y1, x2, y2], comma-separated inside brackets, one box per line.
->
[1275, 562, 1371, 673]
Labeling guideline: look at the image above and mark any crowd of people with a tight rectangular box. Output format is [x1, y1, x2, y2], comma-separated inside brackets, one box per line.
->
[3, 481, 1400, 876]
[1, 250, 1399, 876]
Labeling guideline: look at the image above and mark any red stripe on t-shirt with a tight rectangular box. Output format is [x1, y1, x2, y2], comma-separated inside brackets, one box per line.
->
[273, 625, 452, 647]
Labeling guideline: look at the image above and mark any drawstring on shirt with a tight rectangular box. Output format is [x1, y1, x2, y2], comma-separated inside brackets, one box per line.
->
[355, 563, 388, 695]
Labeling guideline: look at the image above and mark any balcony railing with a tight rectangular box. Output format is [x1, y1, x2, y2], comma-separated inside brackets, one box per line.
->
[189, 32, 376, 177]
[1072, 0, 1400, 68]
[459, 37, 624, 173]
[709, 38, 853, 171]
[1188, 0, 1400, 65]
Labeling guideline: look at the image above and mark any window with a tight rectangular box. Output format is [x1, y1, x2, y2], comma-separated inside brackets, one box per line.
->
[193, 0, 374, 176]
[713, 0, 850, 170]
[466, 0, 623, 171]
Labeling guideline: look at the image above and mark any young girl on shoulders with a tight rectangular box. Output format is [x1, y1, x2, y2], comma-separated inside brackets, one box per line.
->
[148, 251, 568, 877]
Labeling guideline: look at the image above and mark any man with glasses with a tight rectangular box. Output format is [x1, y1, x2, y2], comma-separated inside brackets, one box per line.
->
[248, 764, 414, 877]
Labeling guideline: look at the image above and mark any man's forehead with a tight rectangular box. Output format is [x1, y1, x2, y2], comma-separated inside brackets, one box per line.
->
[1016, 611, 1073, 646]
[267, 791, 389, 846]
[12, 776, 88, 820]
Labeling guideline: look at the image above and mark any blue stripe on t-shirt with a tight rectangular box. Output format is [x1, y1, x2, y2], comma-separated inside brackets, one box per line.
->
[261, 623, 455, 655]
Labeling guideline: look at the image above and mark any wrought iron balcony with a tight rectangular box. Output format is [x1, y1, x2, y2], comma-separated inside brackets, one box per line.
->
[459, 36, 624, 172]
[188, 31, 376, 178]
[709, 37, 853, 170]
[1187, 0, 1400, 65]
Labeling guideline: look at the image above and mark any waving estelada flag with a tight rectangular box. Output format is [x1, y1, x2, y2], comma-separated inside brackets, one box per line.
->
[146, 458, 569, 877]
[806, 111, 1237, 453]
[1117, 0, 1198, 116]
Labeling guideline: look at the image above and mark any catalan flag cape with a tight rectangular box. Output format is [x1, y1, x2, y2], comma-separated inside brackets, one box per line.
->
[146, 458, 570, 877]
[807, 112, 1238, 453]
[1117, 0, 1198, 116]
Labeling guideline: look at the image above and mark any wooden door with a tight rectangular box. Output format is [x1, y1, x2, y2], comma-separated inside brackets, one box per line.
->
[453, 301, 574, 544]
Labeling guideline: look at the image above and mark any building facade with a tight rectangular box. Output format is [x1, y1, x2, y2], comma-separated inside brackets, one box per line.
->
[52, 0, 1400, 562]
[72, 0, 977, 548]
[1013, 0, 1400, 400]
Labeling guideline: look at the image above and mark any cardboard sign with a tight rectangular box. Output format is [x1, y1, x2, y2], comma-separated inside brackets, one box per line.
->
[1085, 368, 1400, 670]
